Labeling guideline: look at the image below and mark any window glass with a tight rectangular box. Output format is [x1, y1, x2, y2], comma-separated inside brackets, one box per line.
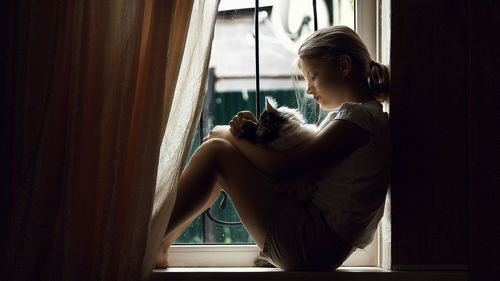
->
[174, 0, 355, 245]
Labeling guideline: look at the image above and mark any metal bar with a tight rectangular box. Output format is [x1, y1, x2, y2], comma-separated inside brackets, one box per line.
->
[199, 104, 204, 145]
[313, 0, 319, 30]
[202, 67, 215, 137]
[201, 212, 207, 243]
[255, 0, 261, 117]
[205, 207, 244, 226]
[353, 0, 357, 32]
[313, 0, 320, 125]
[199, 68, 214, 146]
[199, 114, 207, 243]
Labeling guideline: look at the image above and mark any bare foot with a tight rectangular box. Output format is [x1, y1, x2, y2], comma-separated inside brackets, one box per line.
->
[154, 240, 171, 269]
[254, 257, 276, 268]
[154, 255, 169, 269]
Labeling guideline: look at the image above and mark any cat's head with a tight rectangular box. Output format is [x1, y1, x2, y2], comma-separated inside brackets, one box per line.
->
[254, 96, 307, 144]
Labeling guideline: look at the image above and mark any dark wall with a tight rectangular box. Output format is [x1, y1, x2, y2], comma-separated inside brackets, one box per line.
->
[390, 0, 500, 279]
[466, 0, 500, 278]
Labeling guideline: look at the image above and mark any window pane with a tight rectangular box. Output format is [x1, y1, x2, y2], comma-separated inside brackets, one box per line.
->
[174, 0, 355, 245]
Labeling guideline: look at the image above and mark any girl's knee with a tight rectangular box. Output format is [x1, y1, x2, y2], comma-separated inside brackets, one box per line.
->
[197, 138, 234, 166]
[199, 138, 233, 153]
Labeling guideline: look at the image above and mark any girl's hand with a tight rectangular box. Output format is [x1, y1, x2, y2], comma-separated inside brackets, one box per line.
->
[202, 125, 232, 143]
[229, 111, 258, 138]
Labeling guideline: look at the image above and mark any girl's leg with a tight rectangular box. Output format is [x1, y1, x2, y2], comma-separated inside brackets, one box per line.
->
[154, 183, 222, 268]
[159, 138, 282, 256]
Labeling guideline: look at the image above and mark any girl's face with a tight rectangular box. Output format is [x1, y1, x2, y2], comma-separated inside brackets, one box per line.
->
[299, 56, 350, 110]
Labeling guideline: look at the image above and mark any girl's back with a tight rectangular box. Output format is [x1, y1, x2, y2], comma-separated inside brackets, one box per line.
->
[309, 100, 392, 249]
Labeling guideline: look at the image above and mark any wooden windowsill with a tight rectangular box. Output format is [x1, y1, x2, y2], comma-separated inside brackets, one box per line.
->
[149, 266, 468, 281]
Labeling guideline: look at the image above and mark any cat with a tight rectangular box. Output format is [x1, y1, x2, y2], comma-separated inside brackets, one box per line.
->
[240, 96, 318, 150]
[241, 96, 322, 227]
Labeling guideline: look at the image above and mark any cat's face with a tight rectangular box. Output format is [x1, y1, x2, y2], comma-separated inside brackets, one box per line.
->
[253, 97, 308, 145]
[254, 99, 287, 144]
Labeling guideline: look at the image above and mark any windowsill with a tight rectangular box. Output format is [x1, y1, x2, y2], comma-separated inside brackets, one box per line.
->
[168, 243, 378, 267]
[149, 266, 468, 281]
[156, 266, 388, 272]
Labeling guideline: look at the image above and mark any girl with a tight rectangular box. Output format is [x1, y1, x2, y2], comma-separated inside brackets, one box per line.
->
[155, 25, 392, 271]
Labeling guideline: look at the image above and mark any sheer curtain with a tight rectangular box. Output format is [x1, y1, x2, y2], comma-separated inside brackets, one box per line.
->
[1, 0, 220, 280]
[142, 0, 220, 278]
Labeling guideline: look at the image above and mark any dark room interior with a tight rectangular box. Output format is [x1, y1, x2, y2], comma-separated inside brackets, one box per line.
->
[1, 0, 499, 280]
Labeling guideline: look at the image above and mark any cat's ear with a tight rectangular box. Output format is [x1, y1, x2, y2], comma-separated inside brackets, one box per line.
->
[265, 97, 277, 112]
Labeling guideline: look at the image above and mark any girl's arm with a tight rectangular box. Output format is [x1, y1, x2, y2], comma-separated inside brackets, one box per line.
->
[205, 120, 370, 181]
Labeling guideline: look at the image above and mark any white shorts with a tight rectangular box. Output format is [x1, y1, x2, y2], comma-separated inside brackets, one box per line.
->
[258, 178, 357, 271]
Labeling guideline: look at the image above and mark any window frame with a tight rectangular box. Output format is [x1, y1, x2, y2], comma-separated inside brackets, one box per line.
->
[169, 0, 389, 268]
[168, 231, 378, 267]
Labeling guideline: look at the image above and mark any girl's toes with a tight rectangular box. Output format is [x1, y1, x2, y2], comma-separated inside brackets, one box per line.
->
[154, 256, 169, 269]
[154, 249, 170, 269]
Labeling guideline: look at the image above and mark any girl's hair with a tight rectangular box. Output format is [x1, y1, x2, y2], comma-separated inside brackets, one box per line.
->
[295, 25, 390, 102]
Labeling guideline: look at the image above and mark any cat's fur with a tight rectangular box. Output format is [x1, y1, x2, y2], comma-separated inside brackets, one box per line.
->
[241, 96, 322, 210]
[240, 96, 318, 150]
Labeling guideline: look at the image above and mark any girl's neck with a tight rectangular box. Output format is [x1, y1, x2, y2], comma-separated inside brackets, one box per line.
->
[345, 78, 375, 103]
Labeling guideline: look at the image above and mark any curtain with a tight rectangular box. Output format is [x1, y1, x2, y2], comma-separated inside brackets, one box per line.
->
[1, 0, 220, 280]
[142, 0, 220, 278]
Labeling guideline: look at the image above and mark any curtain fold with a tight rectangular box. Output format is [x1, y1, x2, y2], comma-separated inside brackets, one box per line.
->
[1, 0, 220, 280]
[142, 1, 220, 277]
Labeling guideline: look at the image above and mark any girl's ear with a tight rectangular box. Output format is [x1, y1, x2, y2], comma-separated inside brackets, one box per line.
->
[338, 54, 352, 78]
[265, 97, 277, 112]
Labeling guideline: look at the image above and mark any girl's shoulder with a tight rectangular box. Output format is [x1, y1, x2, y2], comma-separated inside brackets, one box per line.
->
[319, 100, 388, 135]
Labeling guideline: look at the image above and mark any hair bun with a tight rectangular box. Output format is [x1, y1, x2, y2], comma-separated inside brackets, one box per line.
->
[369, 60, 376, 68]
[368, 60, 390, 101]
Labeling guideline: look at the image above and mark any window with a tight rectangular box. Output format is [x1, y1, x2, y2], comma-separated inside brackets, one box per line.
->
[170, 0, 388, 268]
